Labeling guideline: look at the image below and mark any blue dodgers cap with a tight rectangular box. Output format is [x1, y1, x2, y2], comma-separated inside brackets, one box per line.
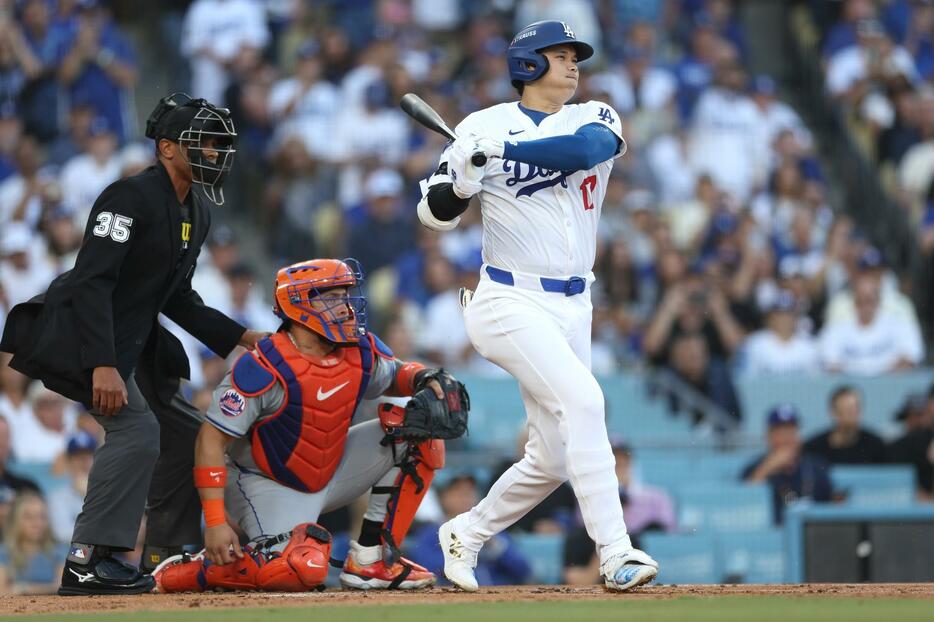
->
[752, 74, 776, 95]
[67, 430, 98, 454]
[857, 246, 885, 270]
[712, 211, 738, 235]
[767, 289, 797, 313]
[88, 116, 113, 137]
[296, 39, 320, 60]
[767, 404, 800, 428]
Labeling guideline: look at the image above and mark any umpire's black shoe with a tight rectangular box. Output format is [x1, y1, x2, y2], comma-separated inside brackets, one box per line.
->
[59, 553, 155, 596]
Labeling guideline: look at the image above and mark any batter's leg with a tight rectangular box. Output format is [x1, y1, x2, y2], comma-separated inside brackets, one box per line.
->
[451, 383, 567, 550]
[461, 286, 633, 564]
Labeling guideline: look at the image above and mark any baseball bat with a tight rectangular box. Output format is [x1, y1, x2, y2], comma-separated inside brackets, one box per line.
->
[400, 93, 487, 167]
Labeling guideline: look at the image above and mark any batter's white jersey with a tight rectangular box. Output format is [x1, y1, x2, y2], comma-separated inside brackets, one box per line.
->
[428, 100, 625, 278]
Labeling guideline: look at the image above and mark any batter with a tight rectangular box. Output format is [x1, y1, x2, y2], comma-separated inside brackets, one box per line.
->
[417, 20, 659, 592]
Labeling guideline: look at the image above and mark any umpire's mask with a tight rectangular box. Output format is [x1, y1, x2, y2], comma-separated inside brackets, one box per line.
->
[146, 93, 237, 206]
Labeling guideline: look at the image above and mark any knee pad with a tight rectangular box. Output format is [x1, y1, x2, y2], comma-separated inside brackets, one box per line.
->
[256, 523, 332, 592]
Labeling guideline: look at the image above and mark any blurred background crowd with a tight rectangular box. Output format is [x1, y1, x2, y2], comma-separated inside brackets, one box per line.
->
[1, 0, 934, 592]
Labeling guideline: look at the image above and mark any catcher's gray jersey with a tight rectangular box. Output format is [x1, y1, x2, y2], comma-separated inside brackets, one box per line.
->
[205, 347, 396, 474]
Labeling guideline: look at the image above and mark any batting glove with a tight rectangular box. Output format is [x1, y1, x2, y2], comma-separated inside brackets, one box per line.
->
[473, 135, 505, 160]
[449, 135, 484, 199]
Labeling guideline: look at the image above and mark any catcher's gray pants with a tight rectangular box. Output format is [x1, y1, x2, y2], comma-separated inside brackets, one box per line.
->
[71, 373, 203, 551]
[226, 419, 405, 542]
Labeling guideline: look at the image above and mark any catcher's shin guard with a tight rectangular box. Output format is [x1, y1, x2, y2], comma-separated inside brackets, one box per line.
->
[255, 523, 332, 592]
[380, 439, 445, 553]
[154, 547, 267, 593]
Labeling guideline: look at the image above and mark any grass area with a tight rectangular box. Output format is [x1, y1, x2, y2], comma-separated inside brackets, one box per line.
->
[4, 597, 934, 622]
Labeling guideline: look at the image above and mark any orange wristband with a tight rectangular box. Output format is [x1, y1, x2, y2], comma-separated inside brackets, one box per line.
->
[202, 497, 226, 528]
[395, 361, 426, 395]
[193, 466, 227, 488]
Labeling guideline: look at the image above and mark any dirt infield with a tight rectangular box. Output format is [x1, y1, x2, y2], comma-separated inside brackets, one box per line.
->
[1, 584, 932, 616]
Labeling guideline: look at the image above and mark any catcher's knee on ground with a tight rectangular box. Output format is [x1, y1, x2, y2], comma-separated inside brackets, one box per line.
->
[256, 523, 332, 591]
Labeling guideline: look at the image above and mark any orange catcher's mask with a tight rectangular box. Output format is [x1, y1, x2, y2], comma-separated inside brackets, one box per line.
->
[272, 258, 367, 344]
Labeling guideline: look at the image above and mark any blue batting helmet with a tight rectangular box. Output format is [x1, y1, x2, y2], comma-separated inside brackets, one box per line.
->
[507, 21, 594, 89]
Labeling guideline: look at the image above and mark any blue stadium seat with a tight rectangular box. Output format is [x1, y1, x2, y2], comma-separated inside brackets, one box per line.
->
[716, 529, 785, 583]
[511, 532, 564, 585]
[634, 453, 695, 492]
[641, 532, 718, 584]
[830, 465, 916, 507]
[601, 375, 697, 443]
[455, 373, 704, 452]
[693, 451, 761, 482]
[457, 376, 527, 452]
[736, 371, 934, 440]
[8, 461, 69, 496]
[676, 483, 772, 533]
[432, 465, 493, 490]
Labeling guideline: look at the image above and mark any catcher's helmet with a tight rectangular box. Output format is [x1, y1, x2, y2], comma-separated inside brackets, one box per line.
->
[145, 92, 237, 206]
[272, 258, 367, 344]
[507, 21, 594, 89]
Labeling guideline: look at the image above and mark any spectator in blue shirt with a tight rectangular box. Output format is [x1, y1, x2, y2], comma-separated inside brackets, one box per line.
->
[821, 0, 878, 58]
[17, 0, 71, 142]
[56, 1, 137, 141]
[0, 12, 41, 114]
[394, 226, 443, 308]
[346, 169, 415, 275]
[0, 492, 67, 594]
[742, 404, 834, 524]
[407, 475, 532, 586]
[672, 20, 718, 121]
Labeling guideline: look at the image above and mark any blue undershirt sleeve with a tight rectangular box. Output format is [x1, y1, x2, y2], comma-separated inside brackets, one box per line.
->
[502, 123, 621, 171]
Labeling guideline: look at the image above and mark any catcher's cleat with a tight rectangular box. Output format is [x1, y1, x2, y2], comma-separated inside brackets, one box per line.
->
[438, 518, 479, 592]
[339, 540, 436, 590]
[601, 548, 659, 592]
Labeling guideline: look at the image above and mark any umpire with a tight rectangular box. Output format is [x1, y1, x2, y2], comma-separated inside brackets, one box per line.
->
[0, 93, 265, 595]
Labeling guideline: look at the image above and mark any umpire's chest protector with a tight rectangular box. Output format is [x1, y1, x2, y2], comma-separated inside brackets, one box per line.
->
[241, 332, 374, 492]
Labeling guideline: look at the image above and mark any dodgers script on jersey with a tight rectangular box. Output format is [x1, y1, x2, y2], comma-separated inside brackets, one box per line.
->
[430, 100, 624, 278]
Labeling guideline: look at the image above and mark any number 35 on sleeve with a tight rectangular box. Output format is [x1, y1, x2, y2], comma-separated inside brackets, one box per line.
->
[93, 212, 134, 243]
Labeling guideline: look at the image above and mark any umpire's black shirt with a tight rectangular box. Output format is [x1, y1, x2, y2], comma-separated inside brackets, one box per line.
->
[1, 162, 245, 405]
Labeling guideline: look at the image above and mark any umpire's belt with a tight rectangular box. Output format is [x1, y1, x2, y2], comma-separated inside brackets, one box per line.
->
[484, 265, 587, 297]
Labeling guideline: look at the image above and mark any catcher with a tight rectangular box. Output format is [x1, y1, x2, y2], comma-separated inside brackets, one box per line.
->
[155, 258, 469, 592]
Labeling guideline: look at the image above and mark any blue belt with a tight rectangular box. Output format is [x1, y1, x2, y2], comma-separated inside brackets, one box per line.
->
[485, 266, 587, 297]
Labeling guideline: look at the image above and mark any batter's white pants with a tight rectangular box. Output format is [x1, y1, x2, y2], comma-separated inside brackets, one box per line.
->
[457, 271, 632, 565]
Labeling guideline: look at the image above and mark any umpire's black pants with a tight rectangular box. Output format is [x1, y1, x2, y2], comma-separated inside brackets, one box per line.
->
[71, 372, 202, 551]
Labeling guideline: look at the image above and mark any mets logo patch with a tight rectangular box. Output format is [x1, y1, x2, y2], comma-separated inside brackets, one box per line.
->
[219, 389, 246, 417]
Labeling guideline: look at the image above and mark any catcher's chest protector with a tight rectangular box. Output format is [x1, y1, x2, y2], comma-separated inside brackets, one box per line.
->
[246, 332, 373, 492]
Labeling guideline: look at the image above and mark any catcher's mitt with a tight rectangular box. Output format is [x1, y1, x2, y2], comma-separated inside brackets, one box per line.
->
[400, 369, 469, 441]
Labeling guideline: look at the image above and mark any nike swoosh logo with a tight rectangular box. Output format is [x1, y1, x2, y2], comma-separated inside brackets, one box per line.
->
[69, 568, 96, 583]
[306, 560, 326, 568]
[209, 471, 223, 479]
[508, 129, 525, 135]
[317, 381, 349, 401]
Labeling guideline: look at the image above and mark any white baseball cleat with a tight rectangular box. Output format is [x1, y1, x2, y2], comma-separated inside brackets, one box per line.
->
[438, 518, 479, 592]
[601, 548, 659, 592]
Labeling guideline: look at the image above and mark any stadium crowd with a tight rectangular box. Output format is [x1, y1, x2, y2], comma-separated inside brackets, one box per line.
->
[0, 0, 933, 591]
